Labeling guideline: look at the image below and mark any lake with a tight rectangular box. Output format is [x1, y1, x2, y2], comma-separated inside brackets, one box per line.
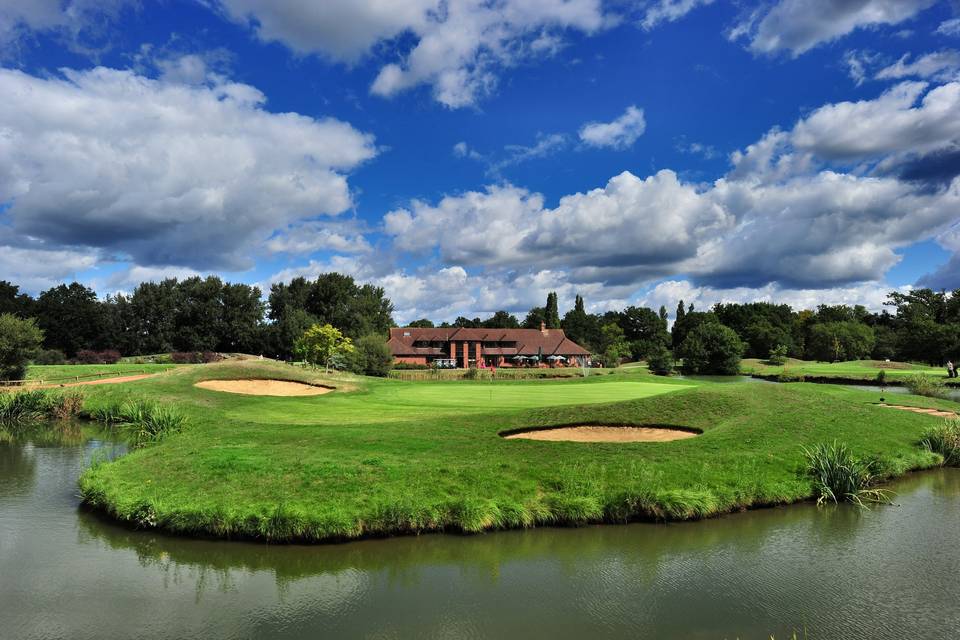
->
[2, 426, 959, 639]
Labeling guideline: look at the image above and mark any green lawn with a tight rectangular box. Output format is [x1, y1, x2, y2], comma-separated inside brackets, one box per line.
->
[26, 363, 183, 382]
[75, 359, 958, 542]
[741, 358, 947, 381]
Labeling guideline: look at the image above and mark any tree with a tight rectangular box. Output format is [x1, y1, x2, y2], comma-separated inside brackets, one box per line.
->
[0, 314, 44, 381]
[562, 295, 600, 350]
[352, 334, 394, 377]
[545, 292, 561, 329]
[768, 344, 789, 365]
[672, 310, 716, 351]
[596, 322, 628, 367]
[805, 322, 875, 362]
[0, 281, 34, 318]
[619, 305, 669, 360]
[523, 306, 546, 329]
[483, 310, 520, 329]
[677, 322, 743, 375]
[672, 300, 686, 348]
[407, 318, 435, 328]
[646, 343, 674, 375]
[295, 324, 355, 373]
[35, 283, 106, 357]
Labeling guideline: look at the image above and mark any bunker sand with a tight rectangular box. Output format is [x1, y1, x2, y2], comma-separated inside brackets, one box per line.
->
[195, 379, 332, 396]
[505, 425, 698, 443]
[879, 404, 957, 419]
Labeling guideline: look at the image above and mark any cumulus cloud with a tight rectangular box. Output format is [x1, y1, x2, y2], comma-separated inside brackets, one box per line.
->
[265, 222, 373, 255]
[937, 18, 960, 36]
[0, 0, 130, 56]
[578, 105, 646, 149]
[0, 66, 376, 271]
[731, 0, 937, 57]
[215, 0, 612, 108]
[0, 244, 97, 292]
[640, 0, 714, 30]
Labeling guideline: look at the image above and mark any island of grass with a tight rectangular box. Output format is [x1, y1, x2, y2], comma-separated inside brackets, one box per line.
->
[76, 360, 960, 542]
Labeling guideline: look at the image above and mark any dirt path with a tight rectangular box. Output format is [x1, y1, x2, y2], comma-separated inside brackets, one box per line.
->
[879, 404, 958, 419]
[46, 374, 157, 388]
[505, 425, 698, 443]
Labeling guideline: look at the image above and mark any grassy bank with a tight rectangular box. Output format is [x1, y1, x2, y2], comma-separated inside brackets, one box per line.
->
[25, 363, 182, 383]
[741, 358, 949, 382]
[76, 360, 957, 542]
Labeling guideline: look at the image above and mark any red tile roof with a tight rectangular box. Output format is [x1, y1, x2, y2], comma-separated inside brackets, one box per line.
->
[388, 327, 591, 357]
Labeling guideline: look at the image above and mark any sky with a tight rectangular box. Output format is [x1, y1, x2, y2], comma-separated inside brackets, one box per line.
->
[1, 0, 959, 323]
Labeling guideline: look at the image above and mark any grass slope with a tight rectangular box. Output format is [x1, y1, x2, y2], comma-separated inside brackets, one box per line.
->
[741, 358, 947, 381]
[26, 363, 182, 382]
[78, 360, 954, 542]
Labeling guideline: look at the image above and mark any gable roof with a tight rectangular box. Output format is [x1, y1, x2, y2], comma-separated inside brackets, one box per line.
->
[388, 327, 591, 356]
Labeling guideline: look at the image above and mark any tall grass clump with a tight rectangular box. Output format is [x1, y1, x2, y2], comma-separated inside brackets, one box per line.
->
[921, 419, 960, 466]
[93, 398, 186, 447]
[0, 390, 51, 425]
[803, 441, 892, 506]
[903, 373, 947, 399]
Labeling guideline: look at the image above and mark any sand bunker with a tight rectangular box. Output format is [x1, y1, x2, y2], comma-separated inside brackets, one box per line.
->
[194, 379, 332, 397]
[504, 425, 699, 443]
[879, 404, 957, 419]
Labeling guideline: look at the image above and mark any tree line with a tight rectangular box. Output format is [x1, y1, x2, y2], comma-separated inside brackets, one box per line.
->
[0, 274, 393, 364]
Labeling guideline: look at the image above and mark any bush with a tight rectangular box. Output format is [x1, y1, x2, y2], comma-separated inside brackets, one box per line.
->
[0, 313, 44, 381]
[351, 334, 394, 377]
[922, 419, 960, 466]
[74, 349, 121, 365]
[464, 367, 491, 380]
[677, 322, 743, 375]
[33, 349, 67, 365]
[767, 344, 788, 366]
[170, 351, 223, 364]
[903, 373, 947, 399]
[393, 362, 430, 370]
[646, 344, 674, 375]
[875, 369, 887, 385]
[803, 441, 891, 506]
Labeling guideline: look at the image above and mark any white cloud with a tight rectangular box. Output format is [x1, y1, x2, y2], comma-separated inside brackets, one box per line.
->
[265, 222, 373, 255]
[640, 0, 713, 30]
[875, 50, 960, 82]
[215, 0, 613, 108]
[0, 66, 376, 271]
[0, 0, 130, 56]
[937, 18, 960, 36]
[0, 244, 97, 292]
[731, 0, 937, 57]
[578, 105, 646, 149]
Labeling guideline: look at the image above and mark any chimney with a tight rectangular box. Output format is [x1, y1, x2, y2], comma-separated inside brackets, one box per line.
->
[540, 321, 547, 334]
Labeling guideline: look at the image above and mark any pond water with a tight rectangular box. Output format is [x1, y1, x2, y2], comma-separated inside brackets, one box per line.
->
[850, 385, 960, 402]
[3, 427, 960, 639]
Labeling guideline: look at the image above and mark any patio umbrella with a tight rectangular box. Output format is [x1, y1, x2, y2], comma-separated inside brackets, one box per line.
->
[546, 355, 560, 360]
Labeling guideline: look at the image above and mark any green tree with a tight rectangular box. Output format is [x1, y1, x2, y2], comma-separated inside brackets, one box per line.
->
[483, 310, 520, 329]
[544, 292, 561, 329]
[596, 322, 628, 367]
[619, 305, 669, 360]
[806, 322, 875, 362]
[0, 314, 44, 381]
[407, 318, 435, 328]
[522, 306, 546, 329]
[561, 295, 599, 349]
[351, 334, 394, 377]
[646, 343, 674, 375]
[678, 321, 743, 375]
[35, 283, 106, 356]
[295, 324, 355, 373]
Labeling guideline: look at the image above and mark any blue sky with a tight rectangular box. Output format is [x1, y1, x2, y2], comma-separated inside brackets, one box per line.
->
[1, 0, 959, 322]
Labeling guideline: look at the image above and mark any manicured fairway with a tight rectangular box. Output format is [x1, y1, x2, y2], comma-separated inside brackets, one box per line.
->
[741, 358, 946, 381]
[76, 359, 960, 542]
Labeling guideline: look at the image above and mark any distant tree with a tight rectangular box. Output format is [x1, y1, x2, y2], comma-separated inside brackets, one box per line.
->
[562, 295, 599, 349]
[295, 323, 355, 373]
[678, 321, 743, 375]
[523, 306, 546, 329]
[596, 322, 629, 367]
[454, 316, 482, 328]
[619, 305, 670, 360]
[806, 322, 875, 362]
[545, 292, 561, 329]
[407, 318, 435, 328]
[672, 310, 717, 351]
[218, 282, 266, 353]
[0, 314, 44, 381]
[646, 343, 674, 375]
[658, 305, 668, 324]
[672, 300, 686, 347]
[767, 344, 789, 365]
[483, 310, 520, 329]
[0, 281, 34, 318]
[35, 283, 105, 357]
[352, 334, 394, 377]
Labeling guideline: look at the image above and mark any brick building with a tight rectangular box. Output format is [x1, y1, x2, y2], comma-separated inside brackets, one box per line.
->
[387, 323, 591, 368]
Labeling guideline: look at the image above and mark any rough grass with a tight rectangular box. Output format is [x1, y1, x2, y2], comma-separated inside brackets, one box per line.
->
[802, 441, 892, 506]
[76, 359, 955, 542]
[0, 389, 85, 426]
[921, 419, 960, 466]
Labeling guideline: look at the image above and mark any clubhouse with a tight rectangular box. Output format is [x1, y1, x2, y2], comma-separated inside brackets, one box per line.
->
[387, 323, 592, 368]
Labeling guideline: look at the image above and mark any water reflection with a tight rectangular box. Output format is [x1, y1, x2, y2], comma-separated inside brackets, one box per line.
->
[2, 428, 959, 639]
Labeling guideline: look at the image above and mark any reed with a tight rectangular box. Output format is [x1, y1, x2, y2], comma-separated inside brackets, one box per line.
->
[803, 441, 892, 507]
[921, 418, 960, 466]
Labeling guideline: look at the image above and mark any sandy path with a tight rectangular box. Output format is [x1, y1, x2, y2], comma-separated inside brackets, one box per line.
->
[34, 374, 157, 389]
[194, 379, 332, 396]
[879, 404, 957, 419]
[505, 425, 698, 443]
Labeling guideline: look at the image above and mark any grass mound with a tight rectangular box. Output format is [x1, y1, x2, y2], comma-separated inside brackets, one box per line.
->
[75, 360, 955, 542]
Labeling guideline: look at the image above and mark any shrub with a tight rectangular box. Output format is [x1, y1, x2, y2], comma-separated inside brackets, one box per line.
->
[767, 344, 788, 366]
[803, 441, 891, 506]
[646, 344, 674, 375]
[33, 349, 67, 365]
[777, 372, 806, 383]
[170, 351, 222, 364]
[393, 362, 430, 370]
[464, 367, 492, 380]
[352, 334, 394, 377]
[0, 313, 44, 381]
[921, 419, 960, 466]
[875, 369, 887, 385]
[74, 350, 121, 364]
[677, 322, 743, 375]
[903, 373, 947, 399]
